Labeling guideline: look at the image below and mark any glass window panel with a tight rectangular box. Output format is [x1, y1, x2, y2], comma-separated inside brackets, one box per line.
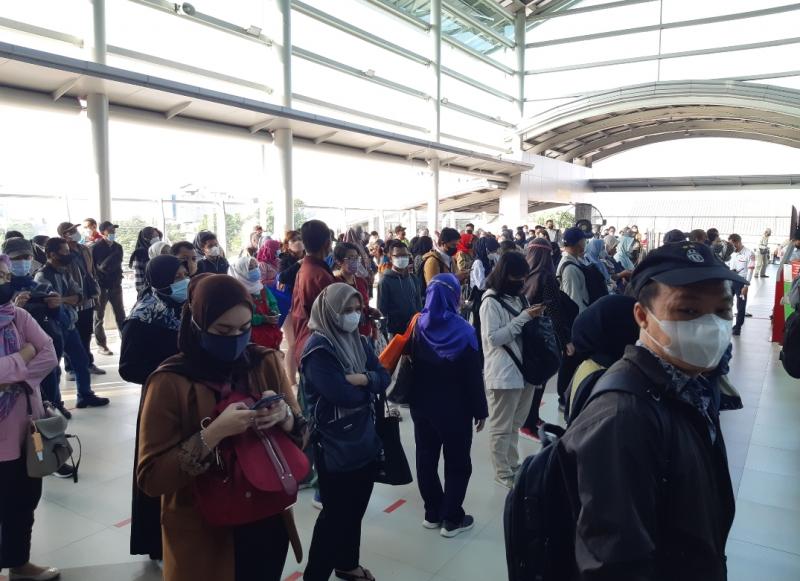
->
[441, 76, 517, 121]
[294, 98, 429, 138]
[745, 76, 800, 91]
[660, 11, 800, 54]
[662, 0, 793, 23]
[442, 8, 510, 57]
[526, 61, 658, 99]
[292, 11, 429, 93]
[442, 44, 516, 93]
[441, 108, 510, 149]
[107, 1, 278, 97]
[292, 57, 430, 127]
[659, 43, 800, 82]
[527, 31, 660, 70]
[447, 0, 515, 41]
[527, 2, 660, 43]
[0, 0, 88, 58]
[523, 96, 581, 120]
[301, 0, 430, 54]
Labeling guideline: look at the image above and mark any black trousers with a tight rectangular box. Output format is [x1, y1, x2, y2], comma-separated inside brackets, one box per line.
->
[40, 321, 64, 405]
[233, 515, 289, 581]
[733, 282, 747, 330]
[304, 451, 376, 581]
[411, 410, 472, 525]
[94, 285, 126, 348]
[0, 457, 43, 569]
[65, 307, 94, 371]
[522, 385, 546, 430]
[556, 352, 582, 402]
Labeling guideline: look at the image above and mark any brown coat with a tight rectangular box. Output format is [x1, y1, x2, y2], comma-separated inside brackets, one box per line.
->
[136, 349, 298, 581]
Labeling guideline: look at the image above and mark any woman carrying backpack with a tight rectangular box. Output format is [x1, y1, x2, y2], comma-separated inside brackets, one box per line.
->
[479, 252, 544, 489]
[409, 273, 488, 537]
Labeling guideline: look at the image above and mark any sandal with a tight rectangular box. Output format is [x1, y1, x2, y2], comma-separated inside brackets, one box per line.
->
[335, 566, 375, 581]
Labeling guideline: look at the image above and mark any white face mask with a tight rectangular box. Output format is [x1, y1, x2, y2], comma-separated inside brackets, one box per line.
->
[207, 245, 221, 257]
[339, 312, 361, 333]
[488, 252, 499, 263]
[393, 256, 409, 269]
[150, 236, 161, 244]
[645, 310, 732, 370]
[69, 232, 82, 243]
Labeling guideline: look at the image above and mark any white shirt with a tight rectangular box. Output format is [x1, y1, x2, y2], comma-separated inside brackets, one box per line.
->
[437, 249, 452, 270]
[728, 246, 755, 282]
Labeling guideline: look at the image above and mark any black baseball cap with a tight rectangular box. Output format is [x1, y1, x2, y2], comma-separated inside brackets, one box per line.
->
[98, 221, 119, 233]
[630, 241, 747, 296]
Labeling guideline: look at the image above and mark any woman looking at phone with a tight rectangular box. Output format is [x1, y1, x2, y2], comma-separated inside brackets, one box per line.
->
[137, 274, 304, 581]
[479, 252, 544, 489]
[300, 283, 391, 581]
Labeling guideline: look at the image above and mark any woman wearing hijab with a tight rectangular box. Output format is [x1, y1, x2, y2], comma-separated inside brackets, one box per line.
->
[121, 255, 188, 563]
[276, 231, 304, 385]
[565, 295, 639, 422]
[409, 274, 487, 537]
[584, 238, 613, 290]
[519, 238, 574, 439]
[470, 236, 499, 291]
[411, 235, 434, 276]
[230, 256, 283, 351]
[148, 240, 172, 260]
[137, 274, 304, 581]
[0, 254, 60, 581]
[454, 233, 475, 276]
[257, 238, 282, 289]
[333, 242, 378, 339]
[194, 230, 230, 275]
[130, 226, 162, 293]
[479, 252, 545, 488]
[300, 283, 391, 581]
[617, 229, 637, 271]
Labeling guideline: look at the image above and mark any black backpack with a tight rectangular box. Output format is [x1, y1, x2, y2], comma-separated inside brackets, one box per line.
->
[780, 310, 800, 378]
[559, 261, 608, 306]
[486, 295, 562, 385]
[503, 364, 672, 581]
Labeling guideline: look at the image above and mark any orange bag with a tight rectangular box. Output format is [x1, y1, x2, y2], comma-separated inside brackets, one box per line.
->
[379, 312, 421, 372]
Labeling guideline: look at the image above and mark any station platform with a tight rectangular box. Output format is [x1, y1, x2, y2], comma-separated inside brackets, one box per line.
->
[6, 269, 799, 581]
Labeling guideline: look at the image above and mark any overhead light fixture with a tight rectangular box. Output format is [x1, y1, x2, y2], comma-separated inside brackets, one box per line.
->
[181, 3, 196, 16]
[246, 25, 262, 37]
[364, 69, 376, 78]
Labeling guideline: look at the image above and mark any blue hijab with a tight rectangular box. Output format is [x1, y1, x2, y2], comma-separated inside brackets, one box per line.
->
[617, 234, 636, 270]
[417, 273, 478, 360]
[585, 238, 611, 283]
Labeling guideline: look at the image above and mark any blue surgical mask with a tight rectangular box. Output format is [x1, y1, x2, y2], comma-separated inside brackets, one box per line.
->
[198, 326, 252, 362]
[168, 278, 189, 303]
[247, 268, 261, 282]
[107, 233, 116, 242]
[10, 259, 32, 277]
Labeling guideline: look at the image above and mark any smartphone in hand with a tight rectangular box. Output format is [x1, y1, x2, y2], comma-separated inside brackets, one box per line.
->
[250, 393, 285, 410]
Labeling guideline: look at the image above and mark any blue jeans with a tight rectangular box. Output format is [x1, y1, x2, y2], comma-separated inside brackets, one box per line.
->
[61, 326, 94, 401]
[40, 323, 64, 406]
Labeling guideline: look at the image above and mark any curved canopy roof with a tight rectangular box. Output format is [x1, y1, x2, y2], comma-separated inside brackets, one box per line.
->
[518, 80, 800, 166]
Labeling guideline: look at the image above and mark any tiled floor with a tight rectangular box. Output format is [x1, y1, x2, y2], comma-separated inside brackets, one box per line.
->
[3, 268, 799, 580]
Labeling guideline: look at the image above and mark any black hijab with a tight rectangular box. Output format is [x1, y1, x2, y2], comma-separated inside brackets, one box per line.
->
[523, 237, 556, 302]
[474, 236, 499, 274]
[130, 226, 159, 267]
[571, 295, 639, 368]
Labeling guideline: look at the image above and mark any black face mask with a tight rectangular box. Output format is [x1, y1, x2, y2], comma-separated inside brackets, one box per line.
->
[56, 253, 74, 267]
[0, 283, 14, 305]
[503, 280, 525, 296]
[445, 246, 458, 257]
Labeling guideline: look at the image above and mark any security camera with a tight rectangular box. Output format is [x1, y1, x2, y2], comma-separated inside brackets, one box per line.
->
[182, 3, 196, 16]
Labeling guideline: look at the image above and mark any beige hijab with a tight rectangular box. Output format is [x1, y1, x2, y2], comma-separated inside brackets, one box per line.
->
[308, 283, 367, 374]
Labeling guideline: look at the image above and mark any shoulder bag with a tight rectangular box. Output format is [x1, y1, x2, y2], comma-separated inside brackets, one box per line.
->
[25, 390, 80, 482]
[373, 395, 413, 486]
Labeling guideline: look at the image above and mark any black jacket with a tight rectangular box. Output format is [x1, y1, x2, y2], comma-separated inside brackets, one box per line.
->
[91, 240, 124, 289]
[409, 338, 487, 422]
[195, 256, 229, 275]
[377, 269, 422, 335]
[119, 319, 180, 386]
[556, 345, 735, 581]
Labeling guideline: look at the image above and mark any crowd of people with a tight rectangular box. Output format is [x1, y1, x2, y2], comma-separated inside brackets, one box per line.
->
[1, 214, 799, 581]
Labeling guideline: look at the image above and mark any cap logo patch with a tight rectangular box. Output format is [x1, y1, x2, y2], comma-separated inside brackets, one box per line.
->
[686, 249, 704, 263]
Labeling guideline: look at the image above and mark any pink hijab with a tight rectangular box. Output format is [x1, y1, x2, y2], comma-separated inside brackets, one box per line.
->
[257, 239, 281, 287]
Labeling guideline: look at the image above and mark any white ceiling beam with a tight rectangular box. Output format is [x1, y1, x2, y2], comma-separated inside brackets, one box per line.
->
[51, 76, 81, 101]
[406, 148, 428, 160]
[364, 141, 387, 154]
[165, 100, 192, 120]
[313, 131, 338, 145]
[469, 162, 486, 171]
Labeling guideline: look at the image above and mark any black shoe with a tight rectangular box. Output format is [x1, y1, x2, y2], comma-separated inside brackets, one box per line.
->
[76, 395, 110, 408]
[54, 464, 75, 479]
[54, 402, 72, 420]
[732, 327, 741, 336]
[441, 514, 475, 538]
[88, 364, 107, 375]
[745, 312, 753, 318]
[762, 275, 770, 278]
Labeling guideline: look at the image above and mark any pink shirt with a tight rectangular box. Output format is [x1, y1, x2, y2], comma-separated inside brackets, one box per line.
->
[0, 307, 57, 461]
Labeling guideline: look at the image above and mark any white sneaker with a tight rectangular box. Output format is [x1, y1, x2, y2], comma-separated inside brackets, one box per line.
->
[422, 519, 441, 529]
[494, 476, 513, 490]
[441, 515, 475, 538]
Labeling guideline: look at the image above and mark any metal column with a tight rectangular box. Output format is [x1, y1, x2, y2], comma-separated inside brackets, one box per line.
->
[428, 0, 442, 234]
[273, 0, 294, 237]
[515, 10, 526, 120]
[88, 0, 111, 222]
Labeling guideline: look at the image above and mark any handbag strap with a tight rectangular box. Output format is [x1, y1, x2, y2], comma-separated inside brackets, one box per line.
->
[255, 429, 297, 496]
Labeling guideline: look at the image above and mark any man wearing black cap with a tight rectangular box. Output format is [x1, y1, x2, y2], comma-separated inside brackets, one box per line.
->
[91, 221, 126, 356]
[555, 241, 743, 580]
